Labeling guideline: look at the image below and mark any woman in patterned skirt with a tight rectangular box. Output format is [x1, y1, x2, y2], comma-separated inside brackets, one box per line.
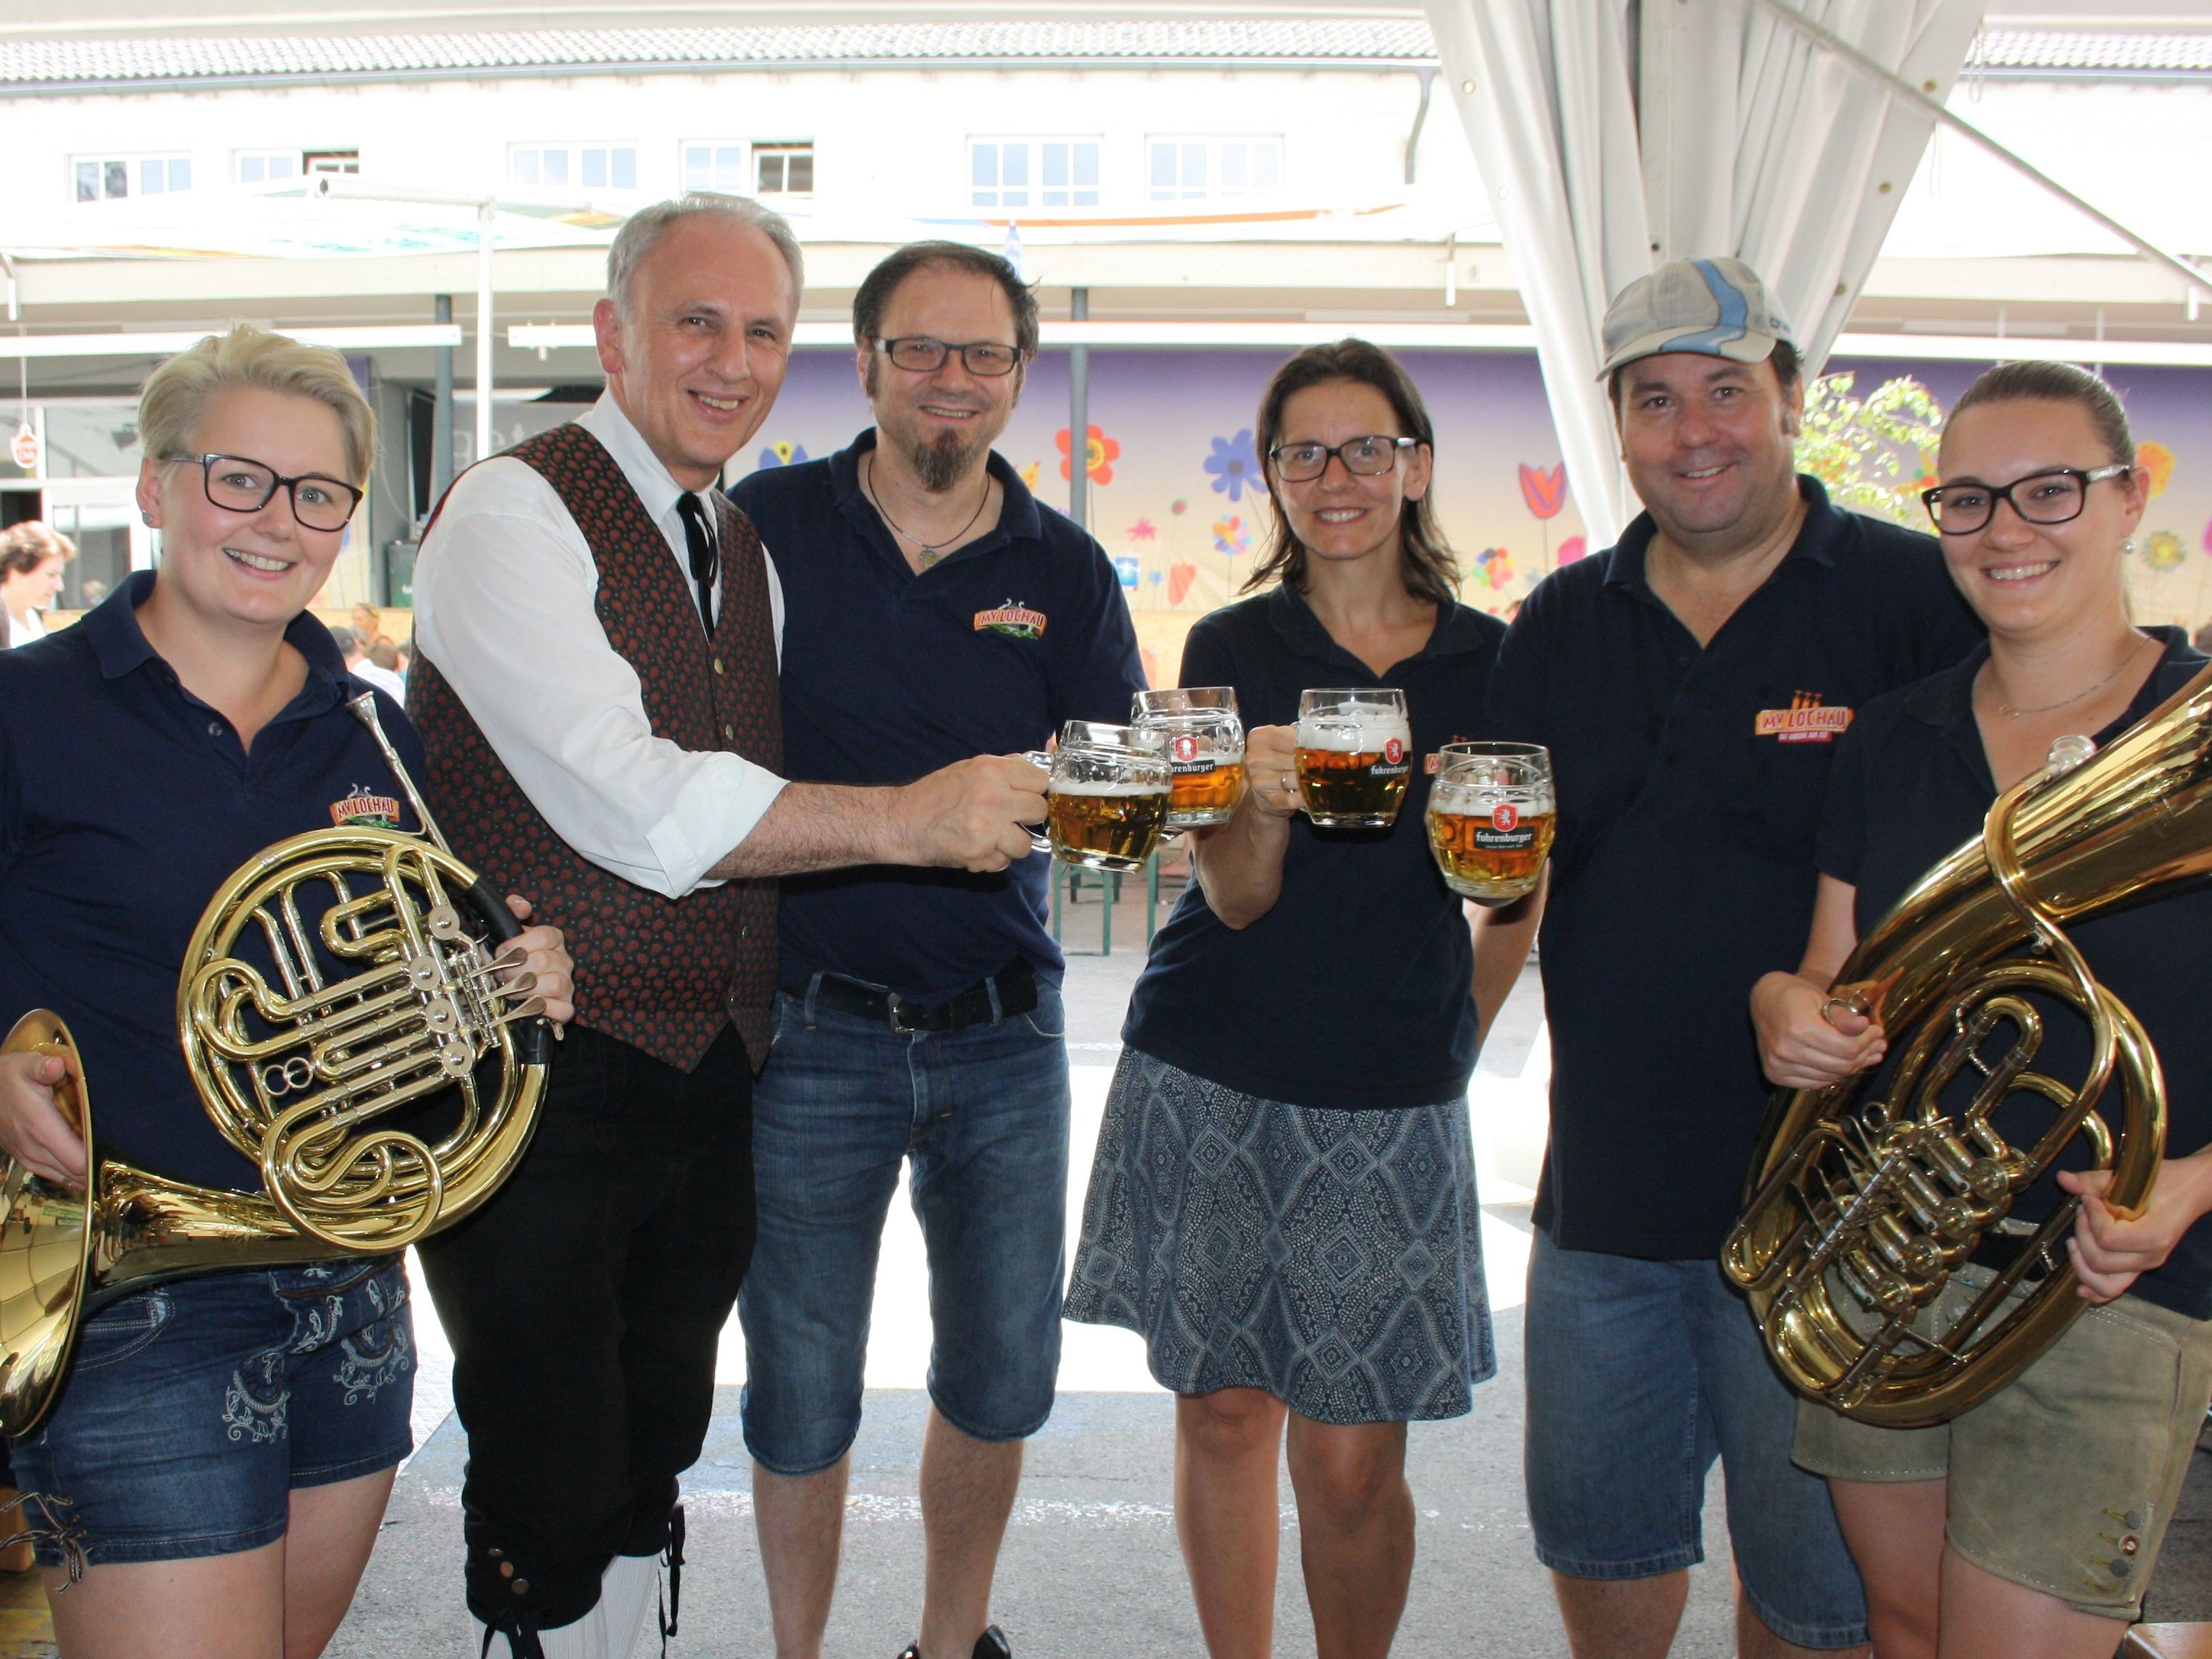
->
[1064, 340, 1538, 1658]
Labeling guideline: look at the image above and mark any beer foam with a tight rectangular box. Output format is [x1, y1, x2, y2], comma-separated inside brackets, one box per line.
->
[1051, 778, 1169, 797]
[1298, 715, 1412, 752]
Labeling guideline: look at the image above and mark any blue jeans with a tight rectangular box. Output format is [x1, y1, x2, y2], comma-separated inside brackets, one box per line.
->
[738, 976, 1071, 1475]
[8, 1259, 414, 1568]
[1522, 1230, 1869, 1649]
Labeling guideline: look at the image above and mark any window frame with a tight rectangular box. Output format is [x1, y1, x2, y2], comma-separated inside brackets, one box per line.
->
[1145, 135, 1286, 203]
[506, 142, 640, 193]
[751, 142, 814, 198]
[968, 136, 1101, 210]
[71, 151, 192, 203]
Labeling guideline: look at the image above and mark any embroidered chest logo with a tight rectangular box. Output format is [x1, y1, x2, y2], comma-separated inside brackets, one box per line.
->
[331, 785, 403, 831]
[1754, 691, 1853, 744]
[974, 599, 1048, 640]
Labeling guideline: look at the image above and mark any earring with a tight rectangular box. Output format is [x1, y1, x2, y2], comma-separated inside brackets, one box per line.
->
[140, 511, 153, 526]
[2124, 537, 2138, 555]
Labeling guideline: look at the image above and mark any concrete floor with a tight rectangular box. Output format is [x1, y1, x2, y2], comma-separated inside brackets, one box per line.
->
[326, 871, 2212, 1657]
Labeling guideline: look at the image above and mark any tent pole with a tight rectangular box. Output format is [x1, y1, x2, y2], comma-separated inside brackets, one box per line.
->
[1069, 287, 1089, 531]
[475, 202, 495, 466]
[431, 293, 455, 511]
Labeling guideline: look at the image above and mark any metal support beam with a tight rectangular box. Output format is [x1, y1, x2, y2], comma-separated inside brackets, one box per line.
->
[431, 293, 455, 514]
[475, 202, 495, 466]
[1068, 287, 1089, 531]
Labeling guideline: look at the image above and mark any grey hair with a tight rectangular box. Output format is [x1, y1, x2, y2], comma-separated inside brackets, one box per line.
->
[606, 193, 805, 318]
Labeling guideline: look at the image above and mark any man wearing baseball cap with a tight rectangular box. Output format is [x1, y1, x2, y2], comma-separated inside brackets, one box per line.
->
[1483, 257, 1982, 1657]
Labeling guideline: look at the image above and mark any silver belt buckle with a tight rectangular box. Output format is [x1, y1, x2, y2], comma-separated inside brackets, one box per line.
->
[887, 994, 924, 1036]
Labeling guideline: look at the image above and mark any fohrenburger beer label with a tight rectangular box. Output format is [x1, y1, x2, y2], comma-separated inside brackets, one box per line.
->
[1474, 799, 1535, 850]
[1168, 732, 1212, 773]
[1754, 691, 1852, 744]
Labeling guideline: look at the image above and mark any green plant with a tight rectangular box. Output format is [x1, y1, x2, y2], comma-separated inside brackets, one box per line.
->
[1793, 372, 1944, 527]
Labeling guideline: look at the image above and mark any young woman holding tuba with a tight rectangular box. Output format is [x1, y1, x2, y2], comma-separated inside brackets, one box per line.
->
[1751, 360, 2212, 1658]
[0, 326, 573, 1659]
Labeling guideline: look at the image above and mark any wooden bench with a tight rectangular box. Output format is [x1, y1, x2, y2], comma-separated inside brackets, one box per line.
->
[2125, 1626, 2212, 1658]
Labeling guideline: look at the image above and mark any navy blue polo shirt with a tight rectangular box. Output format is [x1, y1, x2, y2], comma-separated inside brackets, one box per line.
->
[0, 572, 425, 1194]
[1822, 629, 2212, 1320]
[1488, 476, 1983, 1259]
[731, 431, 1145, 1001]
[1123, 585, 1505, 1111]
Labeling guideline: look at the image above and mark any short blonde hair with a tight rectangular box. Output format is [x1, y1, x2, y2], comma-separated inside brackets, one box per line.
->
[139, 324, 377, 487]
[0, 521, 77, 578]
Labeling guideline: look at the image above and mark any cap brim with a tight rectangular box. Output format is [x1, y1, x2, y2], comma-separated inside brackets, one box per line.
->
[1597, 327, 1782, 381]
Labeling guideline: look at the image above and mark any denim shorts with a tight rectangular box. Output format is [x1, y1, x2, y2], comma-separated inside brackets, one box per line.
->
[738, 977, 1070, 1475]
[7, 1259, 414, 1568]
[1522, 1231, 1868, 1649]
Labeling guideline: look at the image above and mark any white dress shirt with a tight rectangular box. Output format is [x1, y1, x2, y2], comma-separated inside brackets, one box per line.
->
[346, 658, 409, 703]
[7, 610, 46, 650]
[413, 392, 787, 899]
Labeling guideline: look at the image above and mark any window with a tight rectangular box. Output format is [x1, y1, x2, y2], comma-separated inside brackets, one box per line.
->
[753, 143, 813, 196]
[235, 149, 298, 185]
[509, 144, 637, 191]
[72, 153, 190, 202]
[682, 141, 749, 193]
[303, 149, 360, 175]
[970, 138, 1098, 209]
[1148, 136, 1282, 202]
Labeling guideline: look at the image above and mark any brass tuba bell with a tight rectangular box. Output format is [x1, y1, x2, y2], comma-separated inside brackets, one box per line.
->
[0, 695, 551, 1437]
[1722, 661, 2212, 1428]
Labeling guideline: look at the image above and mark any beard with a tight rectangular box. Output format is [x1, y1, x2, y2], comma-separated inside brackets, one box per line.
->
[908, 426, 984, 492]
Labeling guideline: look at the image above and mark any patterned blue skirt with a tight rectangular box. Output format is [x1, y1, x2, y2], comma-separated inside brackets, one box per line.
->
[1064, 1048, 1495, 1424]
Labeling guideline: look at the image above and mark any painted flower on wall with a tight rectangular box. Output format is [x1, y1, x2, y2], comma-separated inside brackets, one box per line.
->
[1019, 461, 1042, 490]
[1205, 429, 1267, 503]
[1128, 518, 1158, 542]
[2139, 441, 2176, 497]
[757, 440, 808, 468]
[1212, 516, 1250, 555]
[1170, 498, 1189, 515]
[1519, 463, 1567, 520]
[1474, 546, 1514, 589]
[1057, 424, 1120, 485]
[1557, 535, 1588, 566]
[2143, 529, 2186, 572]
[1168, 563, 1199, 605]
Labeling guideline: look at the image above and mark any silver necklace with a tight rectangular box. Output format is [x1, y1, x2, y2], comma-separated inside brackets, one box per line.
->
[1984, 634, 2151, 718]
[863, 454, 990, 567]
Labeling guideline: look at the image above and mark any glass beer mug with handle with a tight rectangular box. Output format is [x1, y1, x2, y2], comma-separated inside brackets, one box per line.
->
[1295, 687, 1413, 828]
[1427, 742, 1556, 904]
[1131, 686, 1245, 831]
[1025, 721, 1174, 873]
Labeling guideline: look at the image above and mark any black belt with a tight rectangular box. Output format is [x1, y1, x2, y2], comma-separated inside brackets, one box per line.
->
[805, 956, 1036, 1036]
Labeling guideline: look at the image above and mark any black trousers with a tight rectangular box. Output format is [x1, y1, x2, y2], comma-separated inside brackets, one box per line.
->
[418, 1024, 755, 1634]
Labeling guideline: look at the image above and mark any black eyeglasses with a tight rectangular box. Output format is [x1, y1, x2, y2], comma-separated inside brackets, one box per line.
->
[874, 337, 1024, 377]
[160, 453, 364, 532]
[1921, 464, 2132, 536]
[1267, 434, 1420, 484]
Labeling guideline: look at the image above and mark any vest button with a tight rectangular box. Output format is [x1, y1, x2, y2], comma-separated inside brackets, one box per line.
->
[723, 723, 735, 740]
[713, 658, 725, 675]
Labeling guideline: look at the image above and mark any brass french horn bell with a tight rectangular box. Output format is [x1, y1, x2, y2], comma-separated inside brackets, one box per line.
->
[1722, 666, 2212, 1428]
[0, 695, 552, 1437]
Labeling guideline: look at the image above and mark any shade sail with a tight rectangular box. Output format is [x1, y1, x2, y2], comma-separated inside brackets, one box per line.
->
[1425, 0, 1984, 545]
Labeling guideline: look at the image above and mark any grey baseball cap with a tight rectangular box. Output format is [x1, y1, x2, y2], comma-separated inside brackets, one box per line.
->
[1599, 256, 1796, 379]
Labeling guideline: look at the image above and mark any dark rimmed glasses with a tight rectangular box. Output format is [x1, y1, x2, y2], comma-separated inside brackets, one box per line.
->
[874, 336, 1024, 377]
[160, 453, 364, 532]
[1920, 464, 2132, 537]
[1268, 434, 1419, 483]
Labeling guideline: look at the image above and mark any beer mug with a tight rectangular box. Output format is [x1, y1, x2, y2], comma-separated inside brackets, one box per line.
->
[1131, 686, 1245, 831]
[1295, 688, 1412, 828]
[1025, 721, 1173, 873]
[1426, 742, 1556, 904]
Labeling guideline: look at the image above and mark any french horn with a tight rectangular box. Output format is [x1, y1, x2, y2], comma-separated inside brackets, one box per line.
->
[1722, 660, 2212, 1428]
[0, 695, 553, 1437]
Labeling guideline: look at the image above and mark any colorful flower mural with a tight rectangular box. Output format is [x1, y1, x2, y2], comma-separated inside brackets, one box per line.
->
[1169, 563, 1199, 605]
[1205, 429, 1266, 503]
[1474, 547, 1514, 590]
[1019, 461, 1042, 490]
[2140, 441, 2177, 497]
[1128, 518, 1158, 542]
[2144, 529, 2186, 572]
[1170, 498, 1189, 515]
[757, 440, 808, 468]
[1557, 535, 1588, 566]
[1058, 424, 1120, 485]
[1518, 463, 1567, 519]
[1212, 516, 1250, 555]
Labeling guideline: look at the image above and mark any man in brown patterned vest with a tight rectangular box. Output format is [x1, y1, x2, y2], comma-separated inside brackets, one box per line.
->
[408, 196, 1050, 1659]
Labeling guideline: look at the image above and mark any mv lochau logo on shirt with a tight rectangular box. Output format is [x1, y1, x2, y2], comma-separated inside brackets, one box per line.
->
[331, 784, 403, 830]
[1754, 691, 1853, 744]
[974, 598, 1047, 640]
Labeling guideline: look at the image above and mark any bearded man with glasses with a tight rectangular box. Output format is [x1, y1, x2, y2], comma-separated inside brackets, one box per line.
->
[726, 241, 1143, 1659]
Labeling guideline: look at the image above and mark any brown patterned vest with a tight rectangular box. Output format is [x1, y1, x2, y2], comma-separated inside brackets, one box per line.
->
[408, 421, 782, 1072]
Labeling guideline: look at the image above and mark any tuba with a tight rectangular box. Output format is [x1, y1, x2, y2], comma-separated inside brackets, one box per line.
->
[0, 695, 553, 1437]
[1722, 660, 2212, 1428]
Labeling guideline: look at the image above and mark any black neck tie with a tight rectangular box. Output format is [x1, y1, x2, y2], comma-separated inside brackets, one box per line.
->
[676, 493, 718, 638]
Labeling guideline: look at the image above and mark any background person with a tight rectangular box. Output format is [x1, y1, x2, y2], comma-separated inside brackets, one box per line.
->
[728, 240, 1143, 1659]
[1486, 257, 1983, 1659]
[1065, 340, 1530, 1659]
[410, 201, 1046, 1659]
[0, 521, 74, 647]
[1752, 360, 2212, 1659]
[0, 325, 572, 1659]
[329, 622, 406, 702]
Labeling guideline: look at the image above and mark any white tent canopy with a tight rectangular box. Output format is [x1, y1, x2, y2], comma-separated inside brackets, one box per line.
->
[1423, 0, 1985, 545]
